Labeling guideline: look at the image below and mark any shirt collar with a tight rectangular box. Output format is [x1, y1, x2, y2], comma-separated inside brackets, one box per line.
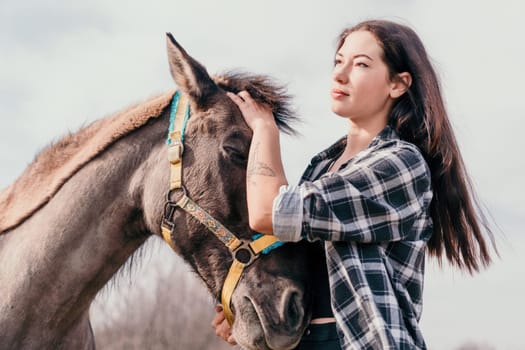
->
[309, 124, 400, 165]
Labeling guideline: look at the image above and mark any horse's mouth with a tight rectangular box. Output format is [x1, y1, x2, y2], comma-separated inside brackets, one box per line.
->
[233, 296, 303, 350]
[232, 297, 271, 350]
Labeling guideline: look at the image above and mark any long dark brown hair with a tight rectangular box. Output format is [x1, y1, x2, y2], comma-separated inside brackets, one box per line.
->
[336, 20, 495, 273]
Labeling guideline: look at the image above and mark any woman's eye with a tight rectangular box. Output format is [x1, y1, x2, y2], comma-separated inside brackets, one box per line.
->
[334, 59, 342, 66]
[356, 62, 369, 68]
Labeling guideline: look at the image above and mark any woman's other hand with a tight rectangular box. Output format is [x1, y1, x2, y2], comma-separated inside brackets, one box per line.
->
[211, 305, 237, 345]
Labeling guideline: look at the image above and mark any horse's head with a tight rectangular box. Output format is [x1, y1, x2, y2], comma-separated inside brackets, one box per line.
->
[140, 34, 319, 349]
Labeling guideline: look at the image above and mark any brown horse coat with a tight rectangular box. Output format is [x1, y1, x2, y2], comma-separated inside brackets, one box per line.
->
[0, 91, 175, 234]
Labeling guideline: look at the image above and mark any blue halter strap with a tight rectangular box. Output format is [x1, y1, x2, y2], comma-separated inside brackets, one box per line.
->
[166, 90, 191, 145]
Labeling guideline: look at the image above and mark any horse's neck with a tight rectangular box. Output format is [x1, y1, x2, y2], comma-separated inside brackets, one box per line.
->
[0, 113, 167, 348]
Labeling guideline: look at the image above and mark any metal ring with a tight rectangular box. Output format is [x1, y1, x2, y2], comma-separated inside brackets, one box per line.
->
[165, 185, 187, 203]
[233, 240, 258, 266]
[163, 186, 188, 227]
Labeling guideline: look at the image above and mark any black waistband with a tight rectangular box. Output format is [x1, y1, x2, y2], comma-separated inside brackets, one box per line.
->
[295, 323, 341, 350]
[303, 323, 339, 341]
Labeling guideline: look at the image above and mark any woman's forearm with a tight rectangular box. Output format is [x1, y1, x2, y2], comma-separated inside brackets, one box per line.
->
[246, 122, 288, 234]
[224, 90, 288, 233]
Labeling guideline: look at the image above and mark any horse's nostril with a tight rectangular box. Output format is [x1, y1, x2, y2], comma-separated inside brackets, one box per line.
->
[288, 292, 299, 321]
[284, 290, 303, 330]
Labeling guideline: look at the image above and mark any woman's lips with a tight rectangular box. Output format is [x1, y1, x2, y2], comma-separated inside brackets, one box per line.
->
[331, 89, 349, 99]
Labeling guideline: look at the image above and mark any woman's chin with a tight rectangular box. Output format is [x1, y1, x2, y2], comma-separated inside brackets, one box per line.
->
[331, 109, 350, 119]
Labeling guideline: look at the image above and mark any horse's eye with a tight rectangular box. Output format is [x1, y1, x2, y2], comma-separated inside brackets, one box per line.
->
[223, 145, 248, 165]
[222, 128, 250, 166]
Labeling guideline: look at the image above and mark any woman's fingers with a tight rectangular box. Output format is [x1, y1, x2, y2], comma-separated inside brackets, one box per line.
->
[237, 90, 254, 103]
[226, 91, 245, 107]
[226, 90, 275, 131]
[227, 333, 238, 345]
[216, 319, 235, 343]
[211, 307, 226, 327]
[211, 305, 236, 344]
[211, 313, 225, 328]
[226, 90, 257, 110]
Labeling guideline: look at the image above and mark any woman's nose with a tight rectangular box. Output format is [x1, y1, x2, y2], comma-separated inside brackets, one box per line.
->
[333, 66, 348, 84]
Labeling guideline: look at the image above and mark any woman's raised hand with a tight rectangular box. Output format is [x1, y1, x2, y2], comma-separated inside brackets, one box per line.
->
[227, 91, 277, 131]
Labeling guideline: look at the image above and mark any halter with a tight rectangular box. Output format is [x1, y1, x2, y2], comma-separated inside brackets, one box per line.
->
[160, 91, 283, 326]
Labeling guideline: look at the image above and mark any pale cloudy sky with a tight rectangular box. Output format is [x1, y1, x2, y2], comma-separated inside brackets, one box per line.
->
[1, 0, 524, 348]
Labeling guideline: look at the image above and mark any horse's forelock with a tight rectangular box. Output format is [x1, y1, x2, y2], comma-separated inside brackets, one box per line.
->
[213, 71, 299, 135]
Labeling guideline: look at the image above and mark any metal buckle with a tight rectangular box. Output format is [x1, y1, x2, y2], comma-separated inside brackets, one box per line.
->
[162, 202, 178, 230]
[232, 240, 259, 266]
[168, 139, 184, 164]
[162, 186, 188, 229]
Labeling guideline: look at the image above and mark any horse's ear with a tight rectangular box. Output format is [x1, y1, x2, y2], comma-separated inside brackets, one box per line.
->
[166, 33, 217, 105]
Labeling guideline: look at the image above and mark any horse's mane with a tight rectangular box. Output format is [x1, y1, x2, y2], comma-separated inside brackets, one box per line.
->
[214, 71, 298, 135]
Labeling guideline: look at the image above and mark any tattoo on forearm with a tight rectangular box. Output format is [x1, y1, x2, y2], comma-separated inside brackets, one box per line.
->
[247, 142, 276, 183]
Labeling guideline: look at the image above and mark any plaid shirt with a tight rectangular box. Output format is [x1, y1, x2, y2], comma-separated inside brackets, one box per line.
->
[273, 126, 433, 349]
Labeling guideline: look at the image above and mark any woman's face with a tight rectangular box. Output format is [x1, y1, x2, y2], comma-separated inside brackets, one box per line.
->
[331, 30, 394, 124]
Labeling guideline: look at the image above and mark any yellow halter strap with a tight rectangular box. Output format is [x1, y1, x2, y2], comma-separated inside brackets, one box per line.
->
[160, 91, 282, 326]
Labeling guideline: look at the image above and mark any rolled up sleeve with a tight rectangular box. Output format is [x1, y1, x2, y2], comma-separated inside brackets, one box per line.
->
[272, 185, 305, 242]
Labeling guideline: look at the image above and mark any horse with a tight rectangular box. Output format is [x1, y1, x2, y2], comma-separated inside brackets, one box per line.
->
[0, 34, 323, 350]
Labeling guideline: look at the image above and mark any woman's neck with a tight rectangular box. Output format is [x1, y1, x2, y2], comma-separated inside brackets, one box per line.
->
[327, 119, 387, 174]
[343, 119, 387, 159]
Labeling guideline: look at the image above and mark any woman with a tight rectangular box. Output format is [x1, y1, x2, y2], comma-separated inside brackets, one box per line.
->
[212, 19, 494, 349]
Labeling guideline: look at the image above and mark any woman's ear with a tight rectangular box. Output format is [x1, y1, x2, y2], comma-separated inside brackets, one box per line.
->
[390, 72, 412, 99]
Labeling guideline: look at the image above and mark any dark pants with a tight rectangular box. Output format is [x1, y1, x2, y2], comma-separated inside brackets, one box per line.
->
[294, 323, 342, 350]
